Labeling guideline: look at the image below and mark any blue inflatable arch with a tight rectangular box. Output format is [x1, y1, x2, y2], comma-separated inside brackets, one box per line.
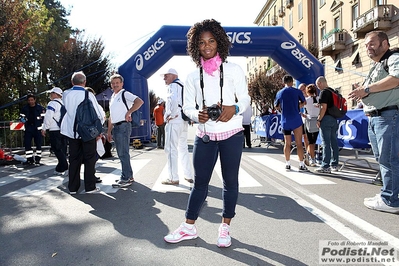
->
[118, 25, 324, 141]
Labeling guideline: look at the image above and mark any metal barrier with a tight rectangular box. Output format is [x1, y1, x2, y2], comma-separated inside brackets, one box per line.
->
[0, 121, 49, 151]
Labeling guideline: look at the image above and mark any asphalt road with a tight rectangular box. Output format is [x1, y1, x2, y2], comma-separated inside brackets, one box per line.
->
[1, 126, 398, 266]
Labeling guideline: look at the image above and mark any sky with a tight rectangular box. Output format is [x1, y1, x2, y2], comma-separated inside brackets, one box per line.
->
[59, 0, 266, 99]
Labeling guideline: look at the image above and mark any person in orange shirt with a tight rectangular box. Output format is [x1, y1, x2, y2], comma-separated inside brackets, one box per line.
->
[153, 98, 165, 149]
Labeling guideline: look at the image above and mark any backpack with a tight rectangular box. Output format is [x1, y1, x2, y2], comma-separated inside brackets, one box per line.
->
[52, 100, 66, 127]
[121, 90, 141, 127]
[327, 87, 347, 119]
[382, 48, 399, 73]
[74, 90, 103, 142]
[172, 81, 191, 122]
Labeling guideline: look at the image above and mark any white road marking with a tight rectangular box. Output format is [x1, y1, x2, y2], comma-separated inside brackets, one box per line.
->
[249, 155, 336, 185]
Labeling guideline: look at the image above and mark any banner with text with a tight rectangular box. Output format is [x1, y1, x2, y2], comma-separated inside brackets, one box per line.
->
[253, 109, 370, 149]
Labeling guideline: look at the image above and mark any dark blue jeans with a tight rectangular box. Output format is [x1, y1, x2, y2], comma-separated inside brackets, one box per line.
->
[319, 115, 339, 168]
[185, 131, 243, 221]
[368, 109, 399, 207]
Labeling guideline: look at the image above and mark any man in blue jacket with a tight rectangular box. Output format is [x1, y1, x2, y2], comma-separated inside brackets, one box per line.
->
[20, 93, 45, 165]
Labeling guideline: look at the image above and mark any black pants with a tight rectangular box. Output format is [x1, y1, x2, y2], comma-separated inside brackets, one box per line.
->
[157, 124, 165, 148]
[49, 130, 68, 172]
[24, 129, 42, 163]
[67, 138, 97, 192]
[243, 124, 251, 147]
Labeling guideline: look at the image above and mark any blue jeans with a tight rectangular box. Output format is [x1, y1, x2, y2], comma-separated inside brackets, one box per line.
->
[319, 115, 339, 168]
[186, 131, 243, 221]
[368, 109, 399, 207]
[113, 122, 133, 180]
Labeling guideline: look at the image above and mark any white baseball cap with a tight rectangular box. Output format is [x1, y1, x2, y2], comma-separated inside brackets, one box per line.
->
[160, 68, 178, 76]
[157, 98, 164, 104]
[50, 87, 63, 96]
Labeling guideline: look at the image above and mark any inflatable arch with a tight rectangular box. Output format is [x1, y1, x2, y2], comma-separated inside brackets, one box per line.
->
[118, 25, 324, 141]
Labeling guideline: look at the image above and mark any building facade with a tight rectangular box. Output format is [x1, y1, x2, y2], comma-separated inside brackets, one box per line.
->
[249, 0, 399, 109]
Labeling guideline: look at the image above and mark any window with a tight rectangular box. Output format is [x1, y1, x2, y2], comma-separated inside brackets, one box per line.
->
[320, 26, 326, 40]
[320, 0, 326, 7]
[375, 0, 386, 6]
[352, 4, 359, 28]
[289, 12, 293, 29]
[298, 1, 303, 21]
[334, 15, 341, 30]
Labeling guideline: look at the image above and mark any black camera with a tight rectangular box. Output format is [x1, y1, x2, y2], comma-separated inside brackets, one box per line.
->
[207, 104, 222, 121]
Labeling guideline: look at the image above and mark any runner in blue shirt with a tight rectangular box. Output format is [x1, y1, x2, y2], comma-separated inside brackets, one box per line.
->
[274, 75, 309, 171]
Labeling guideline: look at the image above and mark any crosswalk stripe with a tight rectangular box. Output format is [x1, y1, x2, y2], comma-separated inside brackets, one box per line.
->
[2, 175, 66, 197]
[0, 165, 55, 187]
[214, 159, 262, 187]
[249, 155, 336, 185]
[1, 158, 152, 197]
[94, 159, 151, 194]
[152, 164, 193, 192]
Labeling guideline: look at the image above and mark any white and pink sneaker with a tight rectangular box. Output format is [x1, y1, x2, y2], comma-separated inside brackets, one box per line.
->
[217, 223, 231, 248]
[164, 222, 198, 243]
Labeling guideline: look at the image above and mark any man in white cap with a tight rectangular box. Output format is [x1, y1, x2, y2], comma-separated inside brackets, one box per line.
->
[161, 68, 194, 184]
[153, 98, 165, 148]
[42, 87, 68, 175]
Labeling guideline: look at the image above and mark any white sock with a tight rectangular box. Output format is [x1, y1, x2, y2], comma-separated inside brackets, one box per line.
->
[286, 161, 290, 166]
[184, 222, 194, 229]
[299, 161, 305, 167]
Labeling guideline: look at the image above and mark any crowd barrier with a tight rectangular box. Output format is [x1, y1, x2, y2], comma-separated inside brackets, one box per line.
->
[253, 109, 371, 149]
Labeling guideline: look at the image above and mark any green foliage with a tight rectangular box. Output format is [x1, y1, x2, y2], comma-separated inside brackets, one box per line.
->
[0, 0, 113, 121]
[248, 67, 287, 114]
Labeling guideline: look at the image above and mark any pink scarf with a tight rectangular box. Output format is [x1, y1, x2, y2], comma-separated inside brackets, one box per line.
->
[201, 53, 222, 76]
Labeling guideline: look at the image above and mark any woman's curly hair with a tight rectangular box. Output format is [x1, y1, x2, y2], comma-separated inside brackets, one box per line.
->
[186, 18, 232, 68]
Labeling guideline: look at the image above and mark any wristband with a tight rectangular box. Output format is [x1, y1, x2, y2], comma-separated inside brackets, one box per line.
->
[235, 105, 239, 114]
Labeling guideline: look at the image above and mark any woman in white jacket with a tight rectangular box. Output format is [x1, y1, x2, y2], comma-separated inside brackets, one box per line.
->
[164, 18, 250, 248]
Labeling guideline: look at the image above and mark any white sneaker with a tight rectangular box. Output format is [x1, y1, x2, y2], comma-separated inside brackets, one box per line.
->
[85, 187, 101, 194]
[364, 194, 380, 202]
[331, 166, 339, 172]
[364, 195, 399, 214]
[217, 223, 231, 248]
[309, 159, 316, 167]
[53, 170, 65, 176]
[164, 223, 198, 243]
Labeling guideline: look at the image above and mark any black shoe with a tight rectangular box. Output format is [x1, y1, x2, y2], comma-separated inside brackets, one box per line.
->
[96, 177, 102, 183]
[285, 165, 291, 170]
[22, 161, 34, 166]
[299, 165, 309, 172]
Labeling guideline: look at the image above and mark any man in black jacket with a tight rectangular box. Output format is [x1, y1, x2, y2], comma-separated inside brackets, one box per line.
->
[20, 93, 46, 165]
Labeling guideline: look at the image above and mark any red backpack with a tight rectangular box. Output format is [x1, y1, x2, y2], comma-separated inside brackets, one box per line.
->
[327, 87, 347, 118]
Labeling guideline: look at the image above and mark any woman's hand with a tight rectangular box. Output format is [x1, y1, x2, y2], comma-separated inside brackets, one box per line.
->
[216, 105, 236, 122]
[198, 108, 209, 123]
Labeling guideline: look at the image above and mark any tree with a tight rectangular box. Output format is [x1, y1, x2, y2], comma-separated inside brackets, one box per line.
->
[248, 67, 286, 114]
[51, 31, 113, 93]
[0, 0, 52, 119]
[36, 0, 72, 89]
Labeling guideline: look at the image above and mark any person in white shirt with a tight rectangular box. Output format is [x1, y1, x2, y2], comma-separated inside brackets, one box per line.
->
[164, 18, 250, 248]
[61, 71, 105, 194]
[107, 74, 143, 188]
[161, 68, 194, 185]
[41, 87, 68, 175]
[303, 84, 320, 166]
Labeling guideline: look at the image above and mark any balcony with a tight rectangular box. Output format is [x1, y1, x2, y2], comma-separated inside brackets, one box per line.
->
[271, 15, 278, 26]
[278, 7, 285, 18]
[319, 30, 346, 56]
[353, 5, 394, 38]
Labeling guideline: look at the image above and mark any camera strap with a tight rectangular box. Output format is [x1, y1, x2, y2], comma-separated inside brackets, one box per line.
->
[199, 64, 223, 107]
